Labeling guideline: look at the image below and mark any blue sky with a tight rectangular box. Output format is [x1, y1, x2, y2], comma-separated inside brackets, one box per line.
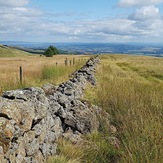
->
[1, 0, 163, 43]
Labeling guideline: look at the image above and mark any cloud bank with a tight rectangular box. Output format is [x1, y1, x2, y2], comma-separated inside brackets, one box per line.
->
[118, 0, 163, 7]
[0, 0, 163, 42]
[129, 6, 160, 20]
[0, 0, 29, 7]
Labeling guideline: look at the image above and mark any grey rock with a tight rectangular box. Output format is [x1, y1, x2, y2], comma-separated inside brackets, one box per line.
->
[32, 124, 42, 136]
[63, 87, 74, 96]
[56, 108, 67, 119]
[25, 138, 39, 156]
[49, 101, 61, 115]
[23, 157, 33, 163]
[64, 113, 77, 129]
[57, 93, 71, 108]
[63, 127, 82, 144]
[0, 146, 4, 155]
[42, 83, 57, 95]
[40, 143, 57, 156]
[2, 89, 27, 101]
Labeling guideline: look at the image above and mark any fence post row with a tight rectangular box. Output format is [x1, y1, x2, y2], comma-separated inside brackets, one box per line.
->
[64, 58, 76, 66]
[19, 58, 77, 85]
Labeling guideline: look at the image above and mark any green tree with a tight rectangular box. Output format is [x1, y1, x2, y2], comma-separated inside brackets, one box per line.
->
[44, 45, 59, 57]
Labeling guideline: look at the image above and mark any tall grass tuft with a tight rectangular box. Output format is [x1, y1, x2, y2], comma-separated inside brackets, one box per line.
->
[41, 66, 67, 80]
[47, 139, 83, 163]
[47, 133, 120, 163]
[82, 132, 121, 163]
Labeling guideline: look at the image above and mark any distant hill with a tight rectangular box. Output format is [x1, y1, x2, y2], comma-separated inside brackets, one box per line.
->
[0, 45, 31, 57]
[8, 46, 45, 54]
[0, 41, 163, 57]
[40, 42, 162, 57]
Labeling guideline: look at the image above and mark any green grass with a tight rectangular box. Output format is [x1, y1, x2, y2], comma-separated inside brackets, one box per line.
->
[41, 66, 68, 80]
[0, 45, 31, 57]
[39, 61, 86, 86]
[82, 132, 120, 163]
[84, 54, 163, 163]
[116, 56, 163, 82]
[47, 132, 120, 163]
[47, 139, 82, 163]
[1, 53, 162, 163]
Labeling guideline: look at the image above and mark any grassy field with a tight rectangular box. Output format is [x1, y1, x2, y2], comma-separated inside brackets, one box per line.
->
[0, 52, 162, 163]
[84, 54, 163, 163]
[0, 55, 90, 95]
[48, 54, 163, 163]
[0, 45, 90, 94]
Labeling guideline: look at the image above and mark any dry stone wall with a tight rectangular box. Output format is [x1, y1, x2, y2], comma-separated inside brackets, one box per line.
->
[0, 56, 114, 163]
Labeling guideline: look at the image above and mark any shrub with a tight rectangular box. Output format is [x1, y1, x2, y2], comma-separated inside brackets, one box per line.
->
[44, 45, 59, 57]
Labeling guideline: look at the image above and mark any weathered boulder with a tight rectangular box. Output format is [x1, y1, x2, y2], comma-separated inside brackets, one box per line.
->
[63, 100, 99, 134]
[42, 83, 57, 95]
[63, 127, 82, 144]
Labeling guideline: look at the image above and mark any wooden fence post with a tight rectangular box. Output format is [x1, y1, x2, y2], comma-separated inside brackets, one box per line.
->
[20, 66, 22, 84]
[73, 58, 75, 65]
[65, 58, 68, 66]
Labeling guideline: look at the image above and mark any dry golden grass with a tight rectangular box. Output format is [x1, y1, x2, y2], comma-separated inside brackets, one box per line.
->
[0, 55, 90, 95]
[46, 54, 163, 163]
[84, 54, 163, 163]
[1, 54, 162, 163]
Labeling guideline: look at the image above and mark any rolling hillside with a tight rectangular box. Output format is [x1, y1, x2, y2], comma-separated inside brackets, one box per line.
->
[0, 53, 162, 162]
[0, 45, 31, 57]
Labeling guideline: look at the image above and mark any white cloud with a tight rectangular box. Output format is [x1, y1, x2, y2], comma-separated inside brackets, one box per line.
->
[0, 7, 41, 32]
[0, 0, 42, 35]
[118, 0, 163, 7]
[129, 6, 160, 20]
[0, 0, 29, 7]
[128, 5, 163, 35]
[33, 16, 163, 42]
[1, 0, 163, 43]
[2, 10, 163, 42]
